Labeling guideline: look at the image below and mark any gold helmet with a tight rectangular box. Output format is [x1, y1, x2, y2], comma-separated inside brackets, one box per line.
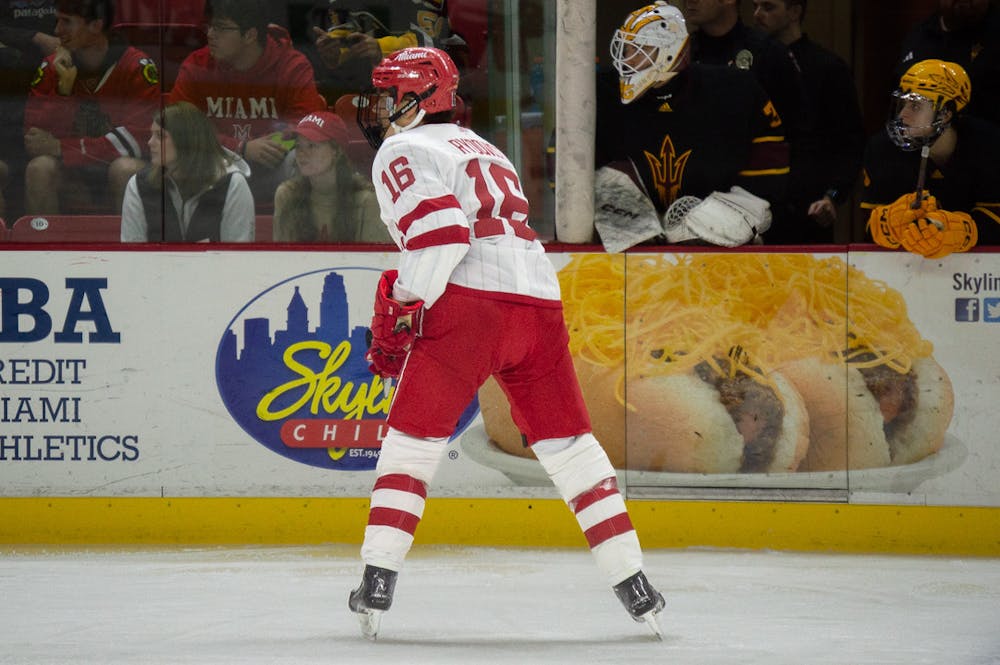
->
[898, 59, 971, 112]
[887, 59, 970, 150]
[610, 1, 689, 104]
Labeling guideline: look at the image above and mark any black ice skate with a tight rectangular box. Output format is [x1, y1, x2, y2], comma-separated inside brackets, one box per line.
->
[348, 565, 398, 640]
[613, 571, 665, 639]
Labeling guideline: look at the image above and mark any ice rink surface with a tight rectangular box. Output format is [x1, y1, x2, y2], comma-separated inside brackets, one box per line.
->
[2, 545, 999, 665]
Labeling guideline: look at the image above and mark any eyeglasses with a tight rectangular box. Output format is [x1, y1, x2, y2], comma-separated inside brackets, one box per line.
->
[205, 22, 242, 33]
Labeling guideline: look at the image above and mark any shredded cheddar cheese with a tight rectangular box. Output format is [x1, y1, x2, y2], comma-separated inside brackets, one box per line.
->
[558, 253, 932, 406]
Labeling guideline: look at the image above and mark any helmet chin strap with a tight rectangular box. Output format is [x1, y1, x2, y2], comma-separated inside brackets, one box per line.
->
[387, 88, 435, 135]
[390, 108, 426, 135]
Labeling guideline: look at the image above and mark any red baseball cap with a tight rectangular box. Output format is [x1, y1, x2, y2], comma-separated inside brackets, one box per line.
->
[293, 111, 349, 146]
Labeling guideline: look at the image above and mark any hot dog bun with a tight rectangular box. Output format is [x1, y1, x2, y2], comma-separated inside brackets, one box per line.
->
[784, 356, 953, 471]
[480, 358, 625, 466]
[477, 253, 954, 475]
[625, 369, 809, 473]
[480, 358, 810, 474]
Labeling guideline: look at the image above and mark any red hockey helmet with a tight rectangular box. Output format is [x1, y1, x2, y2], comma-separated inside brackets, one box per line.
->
[373, 46, 459, 114]
[358, 47, 460, 149]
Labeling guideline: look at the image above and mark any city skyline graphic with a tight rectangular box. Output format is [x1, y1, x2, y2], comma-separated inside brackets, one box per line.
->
[216, 269, 385, 471]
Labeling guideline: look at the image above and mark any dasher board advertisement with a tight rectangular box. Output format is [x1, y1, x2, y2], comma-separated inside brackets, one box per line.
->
[0, 249, 997, 507]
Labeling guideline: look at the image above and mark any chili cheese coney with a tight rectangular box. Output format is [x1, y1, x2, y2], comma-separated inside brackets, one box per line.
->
[479, 254, 811, 474]
[681, 253, 954, 471]
[479, 253, 953, 474]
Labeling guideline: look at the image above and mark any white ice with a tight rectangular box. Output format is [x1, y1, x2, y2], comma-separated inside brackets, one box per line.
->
[2, 545, 999, 665]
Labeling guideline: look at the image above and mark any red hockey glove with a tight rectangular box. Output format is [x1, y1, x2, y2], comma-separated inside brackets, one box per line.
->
[366, 270, 424, 379]
[898, 209, 978, 259]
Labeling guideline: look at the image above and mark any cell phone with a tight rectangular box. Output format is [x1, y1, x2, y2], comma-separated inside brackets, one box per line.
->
[326, 23, 355, 44]
[269, 132, 296, 151]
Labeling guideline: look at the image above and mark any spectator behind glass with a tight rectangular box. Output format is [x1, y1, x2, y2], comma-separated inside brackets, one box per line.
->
[168, 0, 326, 205]
[683, 0, 802, 137]
[303, 0, 458, 106]
[22, 0, 158, 216]
[896, 0, 1000, 127]
[272, 111, 387, 242]
[861, 59, 1000, 258]
[0, 0, 58, 219]
[753, 0, 864, 244]
[121, 101, 254, 242]
[682, 0, 803, 242]
[595, 2, 789, 247]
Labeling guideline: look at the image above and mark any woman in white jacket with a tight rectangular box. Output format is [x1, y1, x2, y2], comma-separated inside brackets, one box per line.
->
[121, 101, 255, 242]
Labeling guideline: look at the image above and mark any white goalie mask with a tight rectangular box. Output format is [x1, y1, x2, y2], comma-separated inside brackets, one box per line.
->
[611, 1, 689, 104]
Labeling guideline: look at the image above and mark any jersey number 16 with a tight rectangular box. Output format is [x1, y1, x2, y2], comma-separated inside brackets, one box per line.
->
[381, 156, 535, 240]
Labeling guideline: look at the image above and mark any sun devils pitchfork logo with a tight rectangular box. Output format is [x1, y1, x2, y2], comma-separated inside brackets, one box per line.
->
[644, 135, 692, 210]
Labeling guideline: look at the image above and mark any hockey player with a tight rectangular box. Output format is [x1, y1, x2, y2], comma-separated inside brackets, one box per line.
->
[895, 0, 1000, 127]
[349, 46, 665, 640]
[596, 1, 788, 245]
[862, 59, 1000, 257]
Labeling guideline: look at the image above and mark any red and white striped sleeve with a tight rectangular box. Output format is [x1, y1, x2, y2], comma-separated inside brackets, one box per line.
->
[372, 137, 471, 307]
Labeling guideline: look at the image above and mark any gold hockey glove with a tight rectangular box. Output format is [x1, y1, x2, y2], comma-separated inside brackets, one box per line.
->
[899, 209, 978, 259]
[867, 192, 938, 250]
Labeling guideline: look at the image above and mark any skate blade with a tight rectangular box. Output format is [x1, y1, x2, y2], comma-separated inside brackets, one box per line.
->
[643, 612, 664, 641]
[357, 610, 383, 641]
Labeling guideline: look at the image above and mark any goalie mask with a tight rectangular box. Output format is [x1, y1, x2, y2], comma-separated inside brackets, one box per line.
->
[886, 59, 970, 151]
[358, 46, 460, 149]
[611, 1, 689, 104]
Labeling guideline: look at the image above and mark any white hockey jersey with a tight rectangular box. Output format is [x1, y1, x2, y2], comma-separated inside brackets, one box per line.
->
[371, 123, 561, 308]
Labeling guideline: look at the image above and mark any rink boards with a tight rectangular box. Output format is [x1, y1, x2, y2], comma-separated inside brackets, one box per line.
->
[2, 496, 998, 556]
[0, 245, 998, 555]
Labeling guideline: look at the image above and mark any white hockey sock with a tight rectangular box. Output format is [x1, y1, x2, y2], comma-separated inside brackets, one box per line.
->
[569, 477, 644, 585]
[360, 429, 448, 571]
[533, 434, 644, 585]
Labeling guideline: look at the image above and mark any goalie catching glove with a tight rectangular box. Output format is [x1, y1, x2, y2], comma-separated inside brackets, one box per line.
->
[366, 270, 424, 379]
[867, 192, 977, 258]
[663, 186, 772, 247]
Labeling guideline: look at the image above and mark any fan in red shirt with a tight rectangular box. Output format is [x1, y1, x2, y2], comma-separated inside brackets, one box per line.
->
[23, 0, 159, 215]
[168, 0, 326, 203]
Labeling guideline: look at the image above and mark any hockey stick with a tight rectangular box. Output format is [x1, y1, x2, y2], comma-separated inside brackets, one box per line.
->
[910, 145, 930, 210]
[910, 144, 944, 229]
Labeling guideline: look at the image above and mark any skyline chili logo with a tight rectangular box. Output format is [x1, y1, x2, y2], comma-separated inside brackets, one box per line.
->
[216, 267, 476, 471]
